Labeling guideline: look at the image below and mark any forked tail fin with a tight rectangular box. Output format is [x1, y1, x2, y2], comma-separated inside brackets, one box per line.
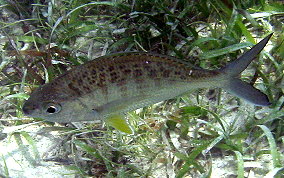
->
[225, 78, 271, 106]
[221, 34, 273, 106]
[221, 33, 273, 77]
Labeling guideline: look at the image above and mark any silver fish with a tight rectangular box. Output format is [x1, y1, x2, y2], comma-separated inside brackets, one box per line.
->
[22, 34, 272, 125]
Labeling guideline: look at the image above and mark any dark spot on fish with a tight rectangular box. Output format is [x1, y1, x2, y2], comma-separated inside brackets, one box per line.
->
[83, 85, 91, 91]
[99, 73, 106, 80]
[160, 66, 165, 72]
[143, 64, 151, 71]
[108, 66, 115, 72]
[110, 77, 117, 83]
[110, 72, 119, 83]
[110, 72, 117, 77]
[133, 63, 140, 68]
[97, 82, 106, 88]
[82, 74, 86, 80]
[160, 56, 168, 61]
[135, 78, 144, 84]
[133, 69, 143, 77]
[163, 70, 171, 78]
[92, 70, 97, 76]
[117, 78, 126, 86]
[98, 73, 107, 87]
[90, 79, 97, 84]
[123, 69, 131, 74]
[91, 74, 97, 80]
[174, 71, 181, 75]
[77, 78, 83, 85]
[210, 70, 220, 76]
[54, 80, 62, 85]
[148, 69, 157, 78]
[68, 82, 82, 96]
[119, 65, 126, 70]
[157, 61, 163, 67]
[86, 77, 92, 83]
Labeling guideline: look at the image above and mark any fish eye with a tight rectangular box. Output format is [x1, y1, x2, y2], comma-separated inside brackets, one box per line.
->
[45, 103, 61, 114]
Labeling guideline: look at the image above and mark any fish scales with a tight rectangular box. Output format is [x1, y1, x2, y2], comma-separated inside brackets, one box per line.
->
[22, 34, 273, 123]
[53, 52, 220, 100]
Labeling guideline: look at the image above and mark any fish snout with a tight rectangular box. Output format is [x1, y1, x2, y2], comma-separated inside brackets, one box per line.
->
[22, 103, 37, 116]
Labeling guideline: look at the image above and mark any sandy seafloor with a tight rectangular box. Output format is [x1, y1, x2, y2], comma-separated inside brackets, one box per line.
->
[0, 117, 274, 178]
[0, 123, 76, 178]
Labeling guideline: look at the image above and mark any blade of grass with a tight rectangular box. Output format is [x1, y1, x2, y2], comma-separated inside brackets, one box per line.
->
[1, 154, 9, 177]
[187, 37, 218, 53]
[200, 42, 252, 59]
[0, 54, 11, 72]
[3, 93, 29, 100]
[73, 139, 102, 159]
[256, 67, 273, 103]
[62, 24, 99, 42]
[234, 151, 244, 178]
[200, 165, 212, 178]
[175, 142, 210, 178]
[210, 0, 231, 17]
[50, 16, 64, 42]
[256, 110, 284, 125]
[236, 18, 255, 43]
[264, 167, 284, 178]
[225, 8, 239, 36]
[258, 125, 281, 168]
[20, 131, 40, 162]
[237, 9, 261, 28]
[73, 139, 114, 176]
[13, 132, 39, 167]
[202, 135, 224, 155]
[66, 1, 117, 17]
[203, 108, 227, 134]
[16, 35, 48, 44]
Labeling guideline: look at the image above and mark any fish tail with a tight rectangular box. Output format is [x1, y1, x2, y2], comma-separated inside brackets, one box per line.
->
[224, 78, 271, 106]
[220, 33, 273, 106]
[221, 33, 273, 77]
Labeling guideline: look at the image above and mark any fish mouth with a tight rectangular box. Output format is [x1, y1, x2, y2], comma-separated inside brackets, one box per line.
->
[22, 105, 33, 116]
[22, 102, 38, 117]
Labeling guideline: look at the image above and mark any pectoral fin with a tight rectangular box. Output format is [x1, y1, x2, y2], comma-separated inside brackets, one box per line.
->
[105, 114, 133, 134]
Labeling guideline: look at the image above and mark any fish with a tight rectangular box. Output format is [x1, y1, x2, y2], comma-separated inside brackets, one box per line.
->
[22, 34, 272, 133]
